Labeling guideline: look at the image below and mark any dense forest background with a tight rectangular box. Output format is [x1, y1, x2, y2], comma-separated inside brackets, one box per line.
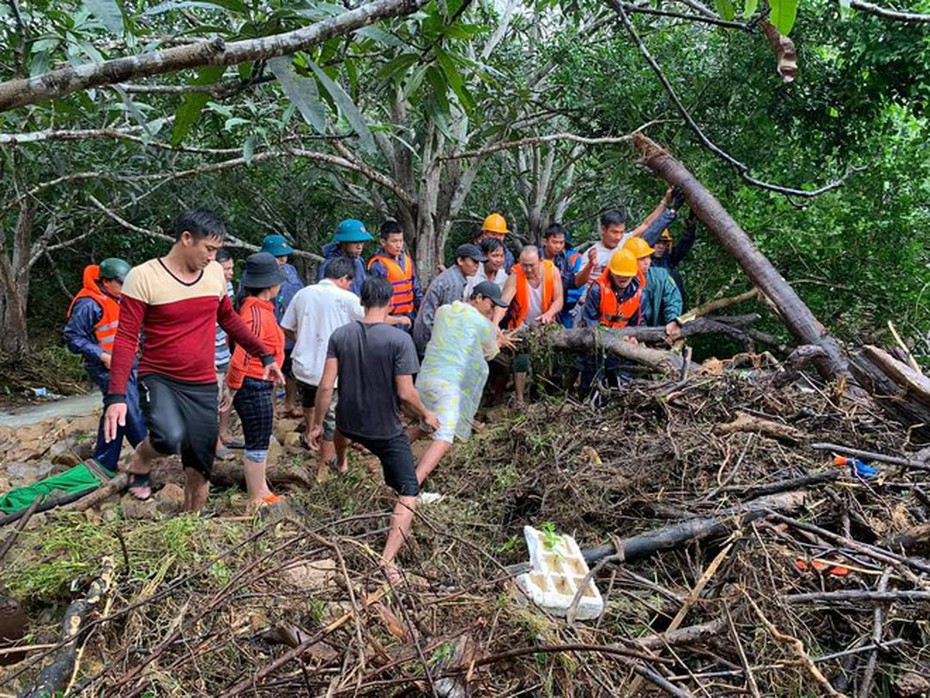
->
[0, 0, 928, 383]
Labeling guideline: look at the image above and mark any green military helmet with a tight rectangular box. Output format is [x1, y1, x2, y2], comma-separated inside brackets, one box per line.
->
[99, 258, 131, 282]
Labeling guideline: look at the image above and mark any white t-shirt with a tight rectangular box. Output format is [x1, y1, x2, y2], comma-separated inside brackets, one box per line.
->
[525, 281, 543, 325]
[464, 264, 509, 298]
[572, 238, 631, 324]
[281, 279, 364, 386]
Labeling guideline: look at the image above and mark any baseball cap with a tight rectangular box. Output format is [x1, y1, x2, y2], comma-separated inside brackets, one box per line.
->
[471, 280, 509, 307]
[455, 243, 487, 262]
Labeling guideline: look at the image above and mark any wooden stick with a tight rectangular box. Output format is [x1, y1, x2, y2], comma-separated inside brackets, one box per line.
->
[810, 442, 930, 472]
[888, 320, 921, 373]
[679, 288, 760, 322]
[785, 590, 930, 604]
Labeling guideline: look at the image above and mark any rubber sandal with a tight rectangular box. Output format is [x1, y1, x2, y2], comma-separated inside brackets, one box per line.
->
[215, 445, 234, 460]
[127, 473, 153, 502]
[223, 438, 245, 449]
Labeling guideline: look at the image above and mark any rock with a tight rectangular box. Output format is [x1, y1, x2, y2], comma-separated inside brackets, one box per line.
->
[0, 595, 28, 666]
[155, 483, 185, 517]
[281, 557, 337, 592]
[4, 462, 54, 489]
[895, 672, 930, 697]
[120, 494, 159, 520]
[282, 432, 303, 449]
[51, 452, 83, 467]
[266, 436, 283, 465]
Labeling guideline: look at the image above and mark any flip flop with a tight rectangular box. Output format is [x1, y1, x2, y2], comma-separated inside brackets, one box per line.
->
[215, 445, 235, 460]
[127, 473, 153, 502]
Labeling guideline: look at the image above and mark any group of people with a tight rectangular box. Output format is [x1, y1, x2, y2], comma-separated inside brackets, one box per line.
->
[64, 189, 696, 580]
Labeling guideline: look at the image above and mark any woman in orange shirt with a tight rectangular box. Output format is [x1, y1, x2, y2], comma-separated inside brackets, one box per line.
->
[225, 253, 286, 508]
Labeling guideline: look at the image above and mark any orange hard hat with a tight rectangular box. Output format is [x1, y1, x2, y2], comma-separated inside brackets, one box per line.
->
[607, 248, 638, 277]
[482, 213, 509, 235]
[624, 236, 655, 259]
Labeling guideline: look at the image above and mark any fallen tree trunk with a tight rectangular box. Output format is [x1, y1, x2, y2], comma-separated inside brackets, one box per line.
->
[581, 489, 808, 565]
[21, 557, 116, 698]
[849, 345, 930, 438]
[633, 133, 847, 381]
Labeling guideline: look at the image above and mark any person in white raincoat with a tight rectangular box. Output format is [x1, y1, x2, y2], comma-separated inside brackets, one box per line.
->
[411, 281, 515, 483]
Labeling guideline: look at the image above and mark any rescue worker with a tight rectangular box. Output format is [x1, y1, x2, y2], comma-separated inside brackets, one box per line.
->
[497, 247, 563, 407]
[317, 219, 373, 297]
[624, 237, 683, 342]
[652, 211, 697, 309]
[474, 213, 516, 270]
[64, 258, 146, 473]
[259, 234, 305, 418]
[539, 223, 582, 327]
[580, 248, 644, 393]
[367, 220, 422, 329]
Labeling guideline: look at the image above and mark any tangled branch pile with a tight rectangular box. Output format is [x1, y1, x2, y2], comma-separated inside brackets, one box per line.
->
[2, 366, 930, 697]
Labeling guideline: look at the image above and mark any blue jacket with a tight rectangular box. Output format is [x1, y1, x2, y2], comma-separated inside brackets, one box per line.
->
[63, 297, 138, 389]
[652, 219, 696, 308]
[317, 242, 367, 297]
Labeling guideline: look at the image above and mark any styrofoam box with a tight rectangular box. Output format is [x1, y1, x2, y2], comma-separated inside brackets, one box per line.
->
[515, 525, 605, 620]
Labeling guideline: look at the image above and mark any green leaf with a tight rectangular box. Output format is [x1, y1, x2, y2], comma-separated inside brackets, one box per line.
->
[377, 53, 420, 83]
[145, 0, 247, 16]
[268, 56, 327, 134]
[308, 60, 376, 153]
[171, 65, 224, 145]
[742, 0, 758, 18]
[84, 0, 124, 34]
[769, 0, 798, 35]
[243, 136, 257, 165]
[354, 26, 402, 47]
[714, 0, 736, 20]
[435, 46, 474, 112]
[425, 65, 450, 119]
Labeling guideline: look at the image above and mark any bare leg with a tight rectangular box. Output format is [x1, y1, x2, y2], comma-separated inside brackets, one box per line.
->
[127, 438, 162, 499]
[332, 431, 349, 474]
[283, 376, 302, 416]
[217, 403, 233, 444]
[382, 495, 417, 570]
[242, 456, 273, 505]
[184, 468, 210, 512]
[513, 372, 528, 407]
[415, 439, 453, 484]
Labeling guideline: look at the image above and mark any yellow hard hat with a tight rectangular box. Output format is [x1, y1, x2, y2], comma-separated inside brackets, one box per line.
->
[659, 229, 673, 242]
[482, 213, 509, 235]
[623, 236, 655, 259]
[607, 248, 638, 277]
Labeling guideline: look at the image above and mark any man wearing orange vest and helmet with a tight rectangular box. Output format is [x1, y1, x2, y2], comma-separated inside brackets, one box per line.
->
[495, 246, 564, 407]
[64, 258, 146, 473]
[579, 248, 644, 394]
[367, 220, 422, 329]
[475, 213, 516, 271]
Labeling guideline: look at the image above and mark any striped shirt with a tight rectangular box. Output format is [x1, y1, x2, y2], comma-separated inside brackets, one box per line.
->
[214, 281, 234, 370]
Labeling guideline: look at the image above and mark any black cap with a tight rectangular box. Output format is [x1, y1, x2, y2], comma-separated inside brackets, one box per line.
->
[471, 280, 509, 307]
[455, 243, 487, 262]
[240, 252, 286, 288]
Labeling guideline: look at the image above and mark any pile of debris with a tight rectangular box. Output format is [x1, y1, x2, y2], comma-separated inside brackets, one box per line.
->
[1, 366, 928, 697]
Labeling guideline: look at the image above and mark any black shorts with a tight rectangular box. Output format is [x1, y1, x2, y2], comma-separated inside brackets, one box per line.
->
[340, 430, 419, 497]
[233, 377, 275, 454]
[139, 374, 218, 478]
[300, 381, 318, 409]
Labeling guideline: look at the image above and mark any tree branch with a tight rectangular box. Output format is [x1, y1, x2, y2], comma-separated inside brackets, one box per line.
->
[848, 0, 930, 23]
[442, 128, 654, 160]
[0, 0, 428, 112]
[609, 0, 866, 199]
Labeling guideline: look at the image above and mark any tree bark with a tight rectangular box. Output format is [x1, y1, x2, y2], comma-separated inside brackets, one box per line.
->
[0, 203, 34, 360]
[0, 0, 428, 112]
[581, 490, 809, 565]
[633, 133, 848, 381]
[848, 345, 930, 438]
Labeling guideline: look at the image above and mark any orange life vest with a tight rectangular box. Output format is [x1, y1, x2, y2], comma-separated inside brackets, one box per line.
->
[67, 265, 121, 354]
[509, 260, 557, 329]
[367, 253, 416, 315]
[596, 269, 644, 328]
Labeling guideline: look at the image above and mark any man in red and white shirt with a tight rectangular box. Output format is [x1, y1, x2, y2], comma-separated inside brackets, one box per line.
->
[104, 209, 284, 510]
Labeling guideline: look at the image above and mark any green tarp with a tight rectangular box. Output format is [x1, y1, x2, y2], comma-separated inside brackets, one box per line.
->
[0, 459, 114, 515]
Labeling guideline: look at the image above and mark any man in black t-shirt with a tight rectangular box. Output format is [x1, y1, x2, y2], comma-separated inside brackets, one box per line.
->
[311, 276, 440, 581]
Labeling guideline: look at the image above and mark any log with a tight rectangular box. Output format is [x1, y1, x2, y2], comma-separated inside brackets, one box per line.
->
[211, 458, 314, 489]
[21, 558, 117, 698]
[633, 133, 847, 381]
[581, 489, 808, 565]
[633, 619, 726, 650]
[715, 411, 805, 443]
[849, 345, 930, 438]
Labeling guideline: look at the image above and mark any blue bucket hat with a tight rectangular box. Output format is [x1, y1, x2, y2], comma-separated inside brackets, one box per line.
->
[334, 219, 374, 243]
[260, 234, 294, 257]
